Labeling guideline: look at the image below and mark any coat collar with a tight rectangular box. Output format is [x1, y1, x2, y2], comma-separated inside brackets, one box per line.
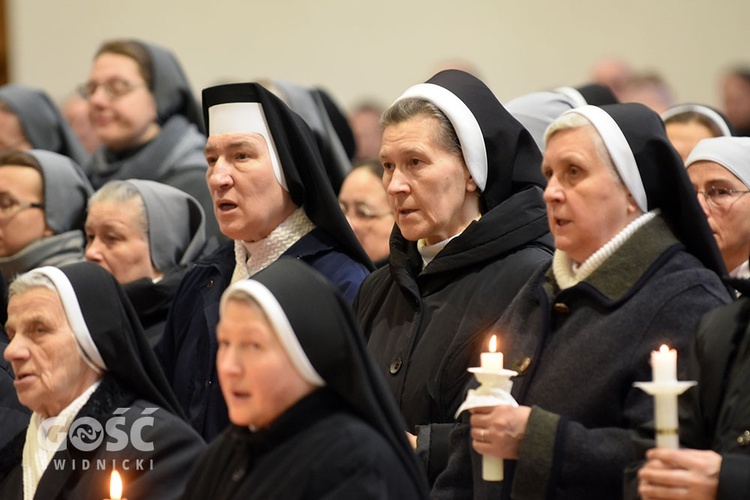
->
[544, 215, 681, 302]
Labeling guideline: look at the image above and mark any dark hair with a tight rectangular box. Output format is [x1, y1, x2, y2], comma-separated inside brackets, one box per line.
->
[381, 97, 463, 161]
[726, 66, 750, 85]
[95, 40, 153, 90]
[0, 149, 42, 173]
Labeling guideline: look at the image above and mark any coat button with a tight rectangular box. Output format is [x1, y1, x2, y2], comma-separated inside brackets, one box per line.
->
[389, 356, 403, 374]
[231, 467, 245, 481]
[738, 430, 750, 446]
[553, 303, 570, 313]
[207, 279, 214, 288]
[511, 357, 532, 374]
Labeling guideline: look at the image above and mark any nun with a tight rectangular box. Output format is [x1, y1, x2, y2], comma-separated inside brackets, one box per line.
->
[662, 103, 734, 161]
[80, 39, 220, 243]
[433, 103, 733, 499]
[0, 150, 92, 282]
[85, 179, 208, 344]
[181, 258, 428, 499]
[0, 262, 205, 499]
[155, 82, 372, 442]
[685, 137, 750, 283]
[354, 69, 554, 484]
[0, 84, 89, 165]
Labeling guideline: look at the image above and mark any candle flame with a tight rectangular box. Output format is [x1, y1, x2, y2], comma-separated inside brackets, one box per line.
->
[110, 469, 122, 500]
[659, 344, 670, 353]
[489, 335, 498, 353]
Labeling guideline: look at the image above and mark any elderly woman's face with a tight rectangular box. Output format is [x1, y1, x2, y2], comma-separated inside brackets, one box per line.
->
[688, 160, 750, 272]
[216, 299, 315, 429]
[85, 198, 160, 284]
[542, 127, 641, 264]
[205, 132, 297, 242]
[380, 115, 480, 245]
[4, 287, 101, 418]
[86, 53, 159, 151]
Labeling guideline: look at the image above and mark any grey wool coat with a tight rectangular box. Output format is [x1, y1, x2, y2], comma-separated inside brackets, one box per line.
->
[433, 215, 732, 500]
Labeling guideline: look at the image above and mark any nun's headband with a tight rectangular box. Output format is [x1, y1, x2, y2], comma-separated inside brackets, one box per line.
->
[686, 136, 750, 189]
[30, 266, 106, 374]
[220, 280, 325, 388]
[553, 105, 648, 212]
[207, 102, 288, 191]
[554, 86, 588, 108]
[661, 104, 733, 138]
[393, 83, 488, 192]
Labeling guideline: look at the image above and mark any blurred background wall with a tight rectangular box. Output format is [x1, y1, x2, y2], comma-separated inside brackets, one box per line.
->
[7, 0, 748, 111]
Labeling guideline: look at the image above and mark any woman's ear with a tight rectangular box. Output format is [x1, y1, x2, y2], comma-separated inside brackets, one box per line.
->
[625, 192, 642, 215]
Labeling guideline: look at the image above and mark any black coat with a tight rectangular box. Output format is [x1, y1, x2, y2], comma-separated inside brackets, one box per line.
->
[0, 375, 205, 500]
[182, 389, 426, 500]
[122, 267, 189, 347]
[434, 217, 732, 500]
[680, 294, 750, 499]
[0, 343, 30, 482]
[355, 186, 553, 482]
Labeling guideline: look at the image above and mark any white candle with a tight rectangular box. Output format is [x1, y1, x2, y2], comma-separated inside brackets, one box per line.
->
[651, 345, 680, 449]
[651, 345, 676, 383]
[481, 335, 503, 372]
[110, 469, 122, 500]
[479, 334, 505, 481]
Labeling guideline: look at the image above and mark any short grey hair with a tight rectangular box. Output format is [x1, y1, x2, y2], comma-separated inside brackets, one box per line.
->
[8, 271, 56, 299]
[381, 97, 464, 161]
[88, 181, 148, 238]
[544, 112, 622, 184]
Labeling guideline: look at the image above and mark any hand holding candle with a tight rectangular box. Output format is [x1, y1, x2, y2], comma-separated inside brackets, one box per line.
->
[110, 469, 123, 500]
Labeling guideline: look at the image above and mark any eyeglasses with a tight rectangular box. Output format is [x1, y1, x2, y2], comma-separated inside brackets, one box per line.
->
[339, 202, 392, 221]
[77, 79, 147, 100]
[696, 186, 750, 209]
[0, 195, 44, 217]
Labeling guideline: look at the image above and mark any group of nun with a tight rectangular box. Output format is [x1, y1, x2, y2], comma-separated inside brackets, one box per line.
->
[0, 36, 749, 500]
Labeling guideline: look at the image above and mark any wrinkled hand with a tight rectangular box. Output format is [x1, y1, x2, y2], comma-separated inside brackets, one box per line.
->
[469, 405, 531, 460]
[638, 448, 721, 500]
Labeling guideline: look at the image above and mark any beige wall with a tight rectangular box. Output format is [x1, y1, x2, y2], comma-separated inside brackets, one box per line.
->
[8, 0, 749, 111]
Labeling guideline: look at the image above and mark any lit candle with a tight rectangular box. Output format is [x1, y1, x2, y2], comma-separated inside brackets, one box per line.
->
[481, 335, 503, 372]
[480, 334, 505, 481]
[110, 469, 123, 500]
[651, 345, 676, 383]
[651, 344, 679, 449]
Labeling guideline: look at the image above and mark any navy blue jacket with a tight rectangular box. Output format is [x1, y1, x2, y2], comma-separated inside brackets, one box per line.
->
[155, 229, 370, 441]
